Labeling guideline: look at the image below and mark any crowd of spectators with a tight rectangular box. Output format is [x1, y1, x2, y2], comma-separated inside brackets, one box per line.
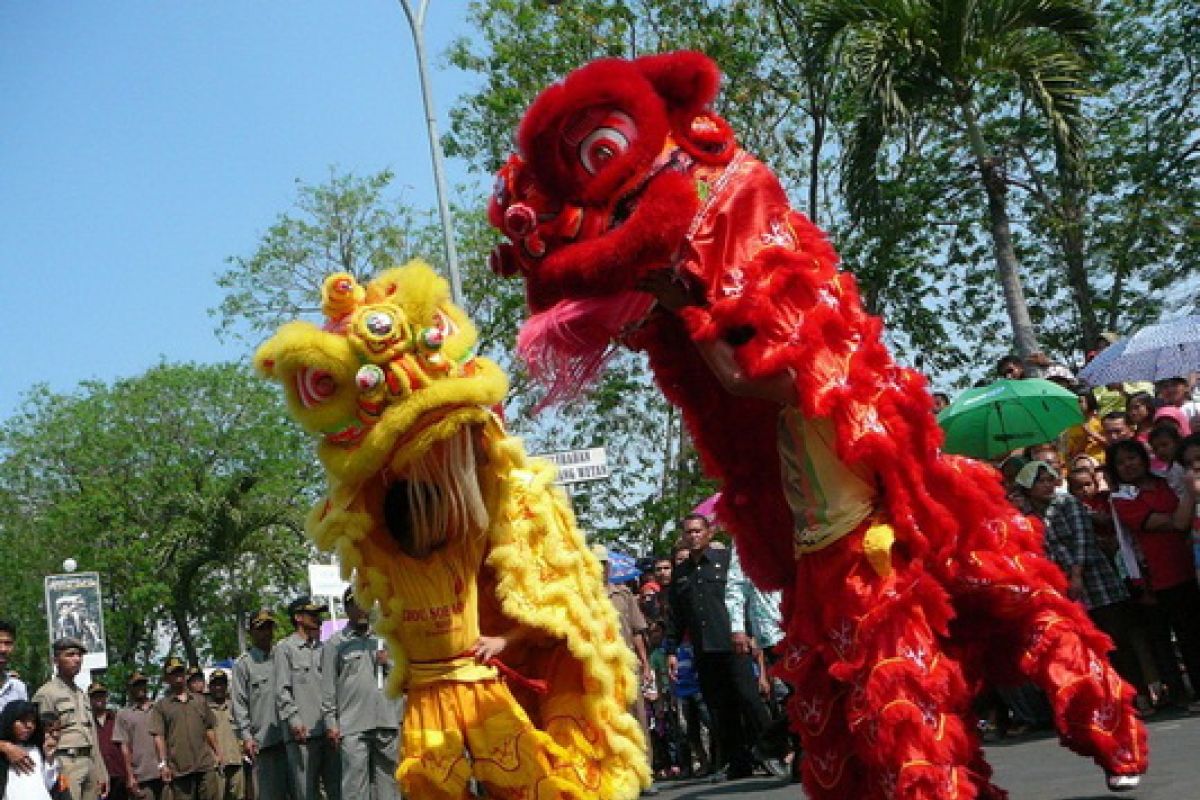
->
[0, 586, 401, 800]
[603, 514, 795, 789]
[937, 344, 1200, 734]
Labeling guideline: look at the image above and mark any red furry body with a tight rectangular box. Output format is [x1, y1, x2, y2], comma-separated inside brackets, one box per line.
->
[489, 52, 1146, 798]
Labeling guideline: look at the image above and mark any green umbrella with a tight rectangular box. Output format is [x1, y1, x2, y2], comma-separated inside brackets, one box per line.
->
[937, 378, 1083, 460]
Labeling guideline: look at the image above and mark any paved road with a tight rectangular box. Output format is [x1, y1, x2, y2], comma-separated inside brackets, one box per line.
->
[653, 710, 1199, 799]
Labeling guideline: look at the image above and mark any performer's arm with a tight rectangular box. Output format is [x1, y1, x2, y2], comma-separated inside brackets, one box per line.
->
[636, 270, 797, 406]
[472, 624, 534, 662]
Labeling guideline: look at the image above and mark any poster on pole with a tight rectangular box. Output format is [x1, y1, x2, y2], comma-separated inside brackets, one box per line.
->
[44, 572, 108, 671]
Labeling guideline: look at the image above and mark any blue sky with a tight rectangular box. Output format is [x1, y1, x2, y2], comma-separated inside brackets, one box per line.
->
[0, 1, 482, 420]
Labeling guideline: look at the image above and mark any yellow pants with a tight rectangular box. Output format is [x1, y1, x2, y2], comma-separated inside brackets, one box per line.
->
[398, 679, 591, 800]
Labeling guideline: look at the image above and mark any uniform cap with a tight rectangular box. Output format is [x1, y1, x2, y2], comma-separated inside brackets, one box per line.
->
[86, 681, 108, 695]
[52, 636, 87, 654]
[287, 596, 329, 617]
[208, 669, 228, 684]
[126, 671, 149, 686]
[247, 609, 276, 630]
[186, 666, 205, 680]
[162, 656, 186, 675]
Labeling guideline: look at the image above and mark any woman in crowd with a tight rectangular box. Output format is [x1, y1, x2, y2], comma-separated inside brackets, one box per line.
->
[1107, 439, 1200, 711]
[0, 702, 62, 800]
[1062, 390, 1106, 464]
[1125, 393, 1157, 443]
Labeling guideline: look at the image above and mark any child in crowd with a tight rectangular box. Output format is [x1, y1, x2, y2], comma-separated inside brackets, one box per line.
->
[645, 621, 681, 780]
[1148, 424, 1187, 494]
[671, 637, 711, 779]
[0, 702, 63, 800]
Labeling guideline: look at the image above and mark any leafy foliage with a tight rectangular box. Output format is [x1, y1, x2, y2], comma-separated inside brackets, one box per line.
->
[213, 168, 445, 343]
[0, 363, 319, 682]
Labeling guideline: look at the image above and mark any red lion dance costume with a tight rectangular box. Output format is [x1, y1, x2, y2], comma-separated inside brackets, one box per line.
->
[487, 51, 1146, 798]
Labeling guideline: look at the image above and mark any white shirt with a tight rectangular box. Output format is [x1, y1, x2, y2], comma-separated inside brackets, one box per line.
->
[0, 674, 28, 717]
[2, 744, 59, 799]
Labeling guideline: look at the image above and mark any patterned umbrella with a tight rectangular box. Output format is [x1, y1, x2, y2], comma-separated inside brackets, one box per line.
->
[937, 378, 1083, 460]
[1079, 315, 1200, 386]
[605, 549, 641, 584]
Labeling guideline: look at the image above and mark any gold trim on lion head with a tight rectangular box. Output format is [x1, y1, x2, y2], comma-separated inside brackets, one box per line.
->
[255, 260, 508, 490]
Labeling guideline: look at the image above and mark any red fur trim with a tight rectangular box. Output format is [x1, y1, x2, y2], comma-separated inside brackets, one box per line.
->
[633, 51, 721, 115]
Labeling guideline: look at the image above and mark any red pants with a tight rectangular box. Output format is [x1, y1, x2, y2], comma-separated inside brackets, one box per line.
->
[776, 521, 1147, 799]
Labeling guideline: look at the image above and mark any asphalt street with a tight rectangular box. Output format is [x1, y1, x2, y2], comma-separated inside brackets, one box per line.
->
[653, 710, 1200, 799]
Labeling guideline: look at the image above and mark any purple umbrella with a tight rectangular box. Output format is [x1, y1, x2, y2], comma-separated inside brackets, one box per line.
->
[1079, 315, 1200, 386]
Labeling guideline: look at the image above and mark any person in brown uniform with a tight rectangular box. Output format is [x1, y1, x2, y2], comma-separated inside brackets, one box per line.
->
[150, 657, 219, 800]
[88, 681, 127, 800]
[594, 544, 656, 795]
[32, 637, 108, 800]
[207, 670, 245, 800]
[113, 671, 169, 800]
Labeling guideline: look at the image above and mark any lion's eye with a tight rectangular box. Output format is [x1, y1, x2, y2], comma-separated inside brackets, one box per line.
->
[576, 111, 636, 175]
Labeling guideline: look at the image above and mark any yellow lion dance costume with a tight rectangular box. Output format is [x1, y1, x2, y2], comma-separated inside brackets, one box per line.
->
[255, 261, 649, 799]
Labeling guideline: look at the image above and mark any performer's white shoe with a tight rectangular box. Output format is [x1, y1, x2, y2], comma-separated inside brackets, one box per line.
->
[1106, 772, 1141, 792]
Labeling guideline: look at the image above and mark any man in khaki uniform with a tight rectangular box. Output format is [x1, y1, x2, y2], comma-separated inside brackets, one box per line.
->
[231, 610, 287, 799]
[34, 637, 109, 800]
[208, 669, 245, 800]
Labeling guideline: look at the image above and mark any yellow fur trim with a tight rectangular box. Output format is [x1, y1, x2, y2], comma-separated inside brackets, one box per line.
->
[863, 521, 896, 577]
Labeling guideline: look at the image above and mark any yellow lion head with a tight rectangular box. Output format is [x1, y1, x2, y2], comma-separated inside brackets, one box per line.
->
[254, 260, 508, 496]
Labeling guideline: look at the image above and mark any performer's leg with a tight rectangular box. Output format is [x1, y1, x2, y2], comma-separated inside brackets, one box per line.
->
[954, 526, 1147, 778]
[781, 532, 999, 800]
[461, 680, 590, 800]
[396, 684, 473, 800]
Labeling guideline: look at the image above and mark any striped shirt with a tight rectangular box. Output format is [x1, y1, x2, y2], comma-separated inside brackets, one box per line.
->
[1039, 494, 1129, 610]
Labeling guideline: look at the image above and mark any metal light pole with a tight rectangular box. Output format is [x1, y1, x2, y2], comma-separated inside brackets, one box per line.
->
[397, 0, 464, 304]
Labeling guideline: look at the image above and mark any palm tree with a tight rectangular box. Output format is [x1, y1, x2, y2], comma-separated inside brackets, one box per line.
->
[785, 0, 1098, 359]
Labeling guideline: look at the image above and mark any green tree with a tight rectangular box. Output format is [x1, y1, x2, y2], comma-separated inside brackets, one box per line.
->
[213, 168, 443, 342]
[0, 363, 319, 678]
[797, 0, 1099, 359]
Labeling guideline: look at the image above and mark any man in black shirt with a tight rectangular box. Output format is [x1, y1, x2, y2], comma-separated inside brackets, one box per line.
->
[664, 514, 772, 781]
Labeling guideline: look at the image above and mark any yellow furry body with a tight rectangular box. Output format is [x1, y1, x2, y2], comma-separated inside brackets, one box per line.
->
[255, 261, 649, 798]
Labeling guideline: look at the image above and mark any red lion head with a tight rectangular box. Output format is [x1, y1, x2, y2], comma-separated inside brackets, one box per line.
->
[489, 51, 736, 314]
